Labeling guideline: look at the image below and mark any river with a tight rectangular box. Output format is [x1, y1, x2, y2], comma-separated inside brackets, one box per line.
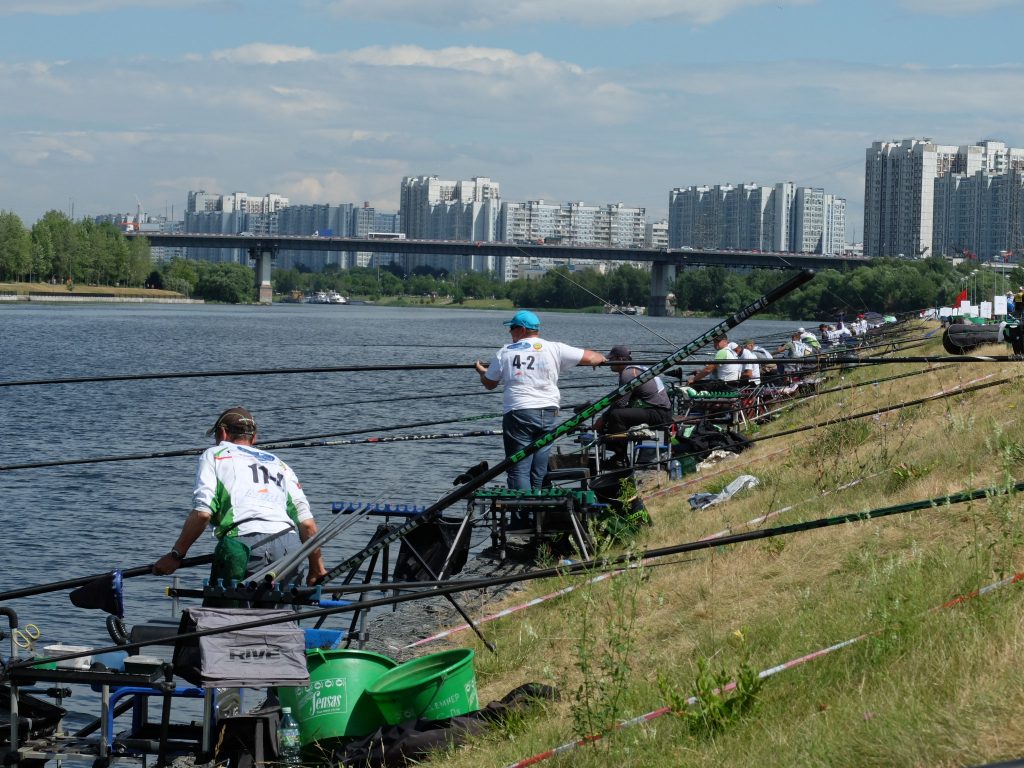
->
[0, 301, 799, 690]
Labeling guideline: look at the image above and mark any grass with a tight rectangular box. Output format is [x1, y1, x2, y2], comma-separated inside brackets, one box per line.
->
[0, 280, 182, 298]
[402, 323, 1024, 767]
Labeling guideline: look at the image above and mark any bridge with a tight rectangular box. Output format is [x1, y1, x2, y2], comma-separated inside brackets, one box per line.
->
[130, 232, 870, 314]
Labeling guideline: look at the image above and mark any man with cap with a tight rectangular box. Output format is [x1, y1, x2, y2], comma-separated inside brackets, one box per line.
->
[687, 335, 740, 388]
[475, 310, 606, 490]
[598, 345, 673, 467]
[153, 406, 327, 586]
[739, 339, 764, 385]
[797, 327, 821, 350]
[774, 331, 812, 380]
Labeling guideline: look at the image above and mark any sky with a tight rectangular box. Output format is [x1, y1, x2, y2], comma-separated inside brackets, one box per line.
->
[1, 0, 1023, 239]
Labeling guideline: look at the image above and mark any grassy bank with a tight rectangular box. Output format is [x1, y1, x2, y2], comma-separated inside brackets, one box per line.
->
[411, 323, 1024, 767]
[0, 281, 183, 298]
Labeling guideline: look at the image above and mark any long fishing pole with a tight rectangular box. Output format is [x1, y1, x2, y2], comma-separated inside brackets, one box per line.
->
[251, 381, 610, 417]
[665, 365, 950, 430]
[663, 354, 1024, 370]
[261, 428, 503, 452]
[0, 414, 503, 472]
[18, 467, 1019, 673]
[315, 270, 816, 586]
[624, 373, 1003, 475]
[0, 554, 214, 603]
[0, 362, 485, 389]
[0, 358, 662, 390]
[748, 376, 1009, 445]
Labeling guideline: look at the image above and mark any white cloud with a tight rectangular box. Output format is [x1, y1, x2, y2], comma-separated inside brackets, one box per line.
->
[0, 0, 212, 15]
[341, 44, 583, 76]
[3, 37, 1024, 232]
[319, 0, 815, 27]
[10, 133, 96, 166]
[898, 0, 1023, 14]
[211, 44, 320, 65]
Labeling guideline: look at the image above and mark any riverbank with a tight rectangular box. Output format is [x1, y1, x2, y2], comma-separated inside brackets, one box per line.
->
[0, 281, 199, 303]
[390, 323, 1024, 767]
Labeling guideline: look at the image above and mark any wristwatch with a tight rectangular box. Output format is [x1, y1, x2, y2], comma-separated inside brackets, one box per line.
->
[170, 548, 185, 561]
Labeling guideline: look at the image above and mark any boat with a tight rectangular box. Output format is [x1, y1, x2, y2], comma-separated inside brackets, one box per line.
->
[327, 291, 348, 305]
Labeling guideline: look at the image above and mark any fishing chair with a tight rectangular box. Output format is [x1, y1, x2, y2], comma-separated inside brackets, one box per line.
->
[473, 488, 597, 561]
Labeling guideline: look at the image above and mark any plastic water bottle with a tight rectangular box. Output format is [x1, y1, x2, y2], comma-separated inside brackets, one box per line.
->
[279, 706, 302, 767]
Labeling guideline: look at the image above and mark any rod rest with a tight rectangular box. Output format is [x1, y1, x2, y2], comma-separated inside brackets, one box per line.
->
[199, 579, 322, 605]
[472, 487, 598, 505]
[331, 501, 428, 517]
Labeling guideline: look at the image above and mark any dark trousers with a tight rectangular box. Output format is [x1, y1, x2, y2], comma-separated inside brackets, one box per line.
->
[603, 407, 672, 462]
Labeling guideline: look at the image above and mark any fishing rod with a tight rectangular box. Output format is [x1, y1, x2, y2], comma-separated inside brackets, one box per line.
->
[622, 373, 1004, 475]
[18, 466, 1020, 673]
[744, 366, 954, 424]
[747, 376, 1009, 445]
[250, 381, 610, 418]
[0, 554, 214, 603]
[261, 428, 503, 452]
[0, 413, 504, 472]
[0, 357, 675, 390]
[314, 270, 816, 587]
[662, 354, 1024, 371]
[663, 365, 951, 430]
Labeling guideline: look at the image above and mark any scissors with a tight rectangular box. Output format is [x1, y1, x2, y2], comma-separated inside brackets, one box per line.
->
[12, 623, 41, 653]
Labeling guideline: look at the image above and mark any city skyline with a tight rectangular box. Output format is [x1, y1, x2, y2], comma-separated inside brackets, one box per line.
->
[2, 1, 1022, 234]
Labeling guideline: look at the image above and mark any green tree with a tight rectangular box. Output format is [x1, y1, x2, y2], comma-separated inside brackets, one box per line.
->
[36, 211, 75, 281]
[0, 211, 31, 280]
[31, 224, 55, 281]
[163, 257, 199, 296]
[126, 235, 151, 286]
[193, 262, 255, 303]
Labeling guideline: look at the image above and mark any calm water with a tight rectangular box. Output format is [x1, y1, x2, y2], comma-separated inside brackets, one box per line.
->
[0, 301, 798, 665]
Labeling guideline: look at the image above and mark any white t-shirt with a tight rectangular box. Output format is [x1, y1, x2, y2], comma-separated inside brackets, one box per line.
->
[714, 347, 741, 382]
[192, 441, 312, 537]
[739, 348, 761, 385]
[485, 336, 585, 412]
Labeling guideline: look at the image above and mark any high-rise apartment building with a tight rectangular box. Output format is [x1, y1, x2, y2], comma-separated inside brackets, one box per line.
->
[500, 200, 646, 247]
[863, 139, 973, 258]
[183, 190, 290, 263]
[399, 175, 502, 274]
[496, 200, 647, 280]
[668, 182, 846, 255]
[865, 138, 1024, 260]
[645, 220, 669, 249]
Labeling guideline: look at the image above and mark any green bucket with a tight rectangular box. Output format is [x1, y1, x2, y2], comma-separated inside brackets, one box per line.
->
[366, 648, 478, 724]
[278, 649, 397, 748]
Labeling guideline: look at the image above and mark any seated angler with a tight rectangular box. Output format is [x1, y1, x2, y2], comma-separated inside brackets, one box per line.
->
[687, 335, 741, 390]
[596, 345, 674, 467]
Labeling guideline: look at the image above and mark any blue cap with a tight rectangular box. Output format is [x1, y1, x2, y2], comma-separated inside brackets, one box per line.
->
[503, 309, 540, 330]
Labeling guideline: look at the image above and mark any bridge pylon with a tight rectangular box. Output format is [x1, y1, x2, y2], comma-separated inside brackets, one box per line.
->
[649, 260, 676, 317]
[249, 245, 277, 305]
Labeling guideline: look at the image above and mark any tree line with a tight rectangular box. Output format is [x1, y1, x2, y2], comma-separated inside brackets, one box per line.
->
[1, 209, 1009, 315]
[0, 210, 151, 287]
[673, 258, 1021, 318]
